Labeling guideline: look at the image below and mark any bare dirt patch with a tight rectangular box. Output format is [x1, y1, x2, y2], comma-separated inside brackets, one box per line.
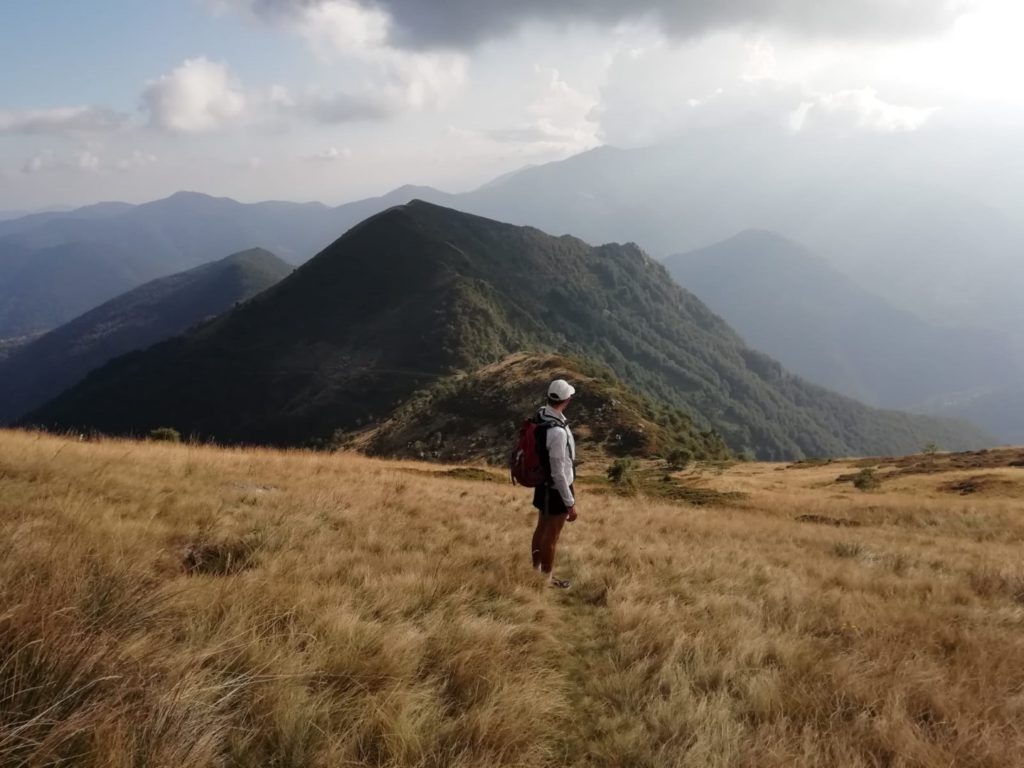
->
[939, 474, 1021, 497]
[863, 447, 1024, 477]
[399, 466, 506, 483]
[796, 514, 863, 528]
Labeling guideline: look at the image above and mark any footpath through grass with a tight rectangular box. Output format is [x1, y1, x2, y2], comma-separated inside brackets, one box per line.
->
[1, 430, 1023, 767]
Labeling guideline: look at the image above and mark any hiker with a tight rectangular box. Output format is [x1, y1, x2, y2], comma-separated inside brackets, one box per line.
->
[531, 378, 578, 589]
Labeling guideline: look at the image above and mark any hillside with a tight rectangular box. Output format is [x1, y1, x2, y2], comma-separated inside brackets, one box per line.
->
[0, 200, 133, 237]
[27, 202, 991, 459]
[0, 248, 291, 424]
[448, 132, 1024, 337]
[0, 240, 156, 337]
[665, 230, 1021, 408]
[932, 387, 1024, 445]
[1, 429, 1022, 767]
[0, 332, 42, 362]
[0, 192, 332, 266]
[0, 193, 326, 338]
[348, 352, 731, 463]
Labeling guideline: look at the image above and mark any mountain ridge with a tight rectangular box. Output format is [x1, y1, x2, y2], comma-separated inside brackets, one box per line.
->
[26, 201, 992, 459]
[665, 229, 1022, 408]
[0, 248, 292, 423]
[349, 352, 732, 464]
[0, 186, 458, 339]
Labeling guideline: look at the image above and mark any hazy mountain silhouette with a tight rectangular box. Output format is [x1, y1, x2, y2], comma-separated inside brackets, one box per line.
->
[0, 201, 134, 238]
[665, 230, 1022, 409]
[0, 189, 451, 339]
[930, 388, 1024, 446]
[444, 131, 1024, 338]
[0, 240, 156, 338]
[0, 248, 291, 424]
[6, 128, 1023, 345]
[27, 202, 991, 459]
[0, 192, 333, 264]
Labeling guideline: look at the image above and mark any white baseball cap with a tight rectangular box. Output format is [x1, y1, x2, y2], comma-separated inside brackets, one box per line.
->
[547, 379, 576, 402]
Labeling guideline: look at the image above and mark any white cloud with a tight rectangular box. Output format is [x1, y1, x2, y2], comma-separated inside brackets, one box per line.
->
[391, 53, 467, 111]
[0, 106, 128, 136]
[464, 65, 603, 160]
[276, 54, 467, 124]
[596, 35, 786, 146]
[212, 1, 468, 118]
[20, 147, 157, 175]
[788, 100, 815, 132]
[298, 0, 390, 54]
[310, 145, 352, 161]
[76, 150, 101, 172]
[22, 148, 102, 174]
[595, 30, 945, 146]
[294, 87, 398, 122]
[792, 87, 937, 133]
[742, 39, 778, 82]
[114, 150, 159, 171]
[22, 150, 59, 174]
[212, 0, 390, 53]
[228, 156, 266, 170]
[216, 0, 967, 50]
[138, 52, 462, 133]
[142, 57, 247, 133]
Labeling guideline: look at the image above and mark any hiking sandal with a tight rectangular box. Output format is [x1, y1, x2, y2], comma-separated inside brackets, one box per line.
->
[549, 576, 571, 589]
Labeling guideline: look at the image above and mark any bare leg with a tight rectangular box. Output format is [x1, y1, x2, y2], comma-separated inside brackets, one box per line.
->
[539, 513, 567, 575]
[531, 512, 544, 570]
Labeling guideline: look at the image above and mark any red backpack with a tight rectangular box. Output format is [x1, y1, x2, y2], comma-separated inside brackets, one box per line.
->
[509, 418, 551, 487]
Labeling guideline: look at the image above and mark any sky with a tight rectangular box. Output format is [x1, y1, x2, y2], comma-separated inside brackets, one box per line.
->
[2, 0, 1024, 209]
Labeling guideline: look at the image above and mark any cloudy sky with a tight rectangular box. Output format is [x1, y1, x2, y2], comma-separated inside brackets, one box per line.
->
[2, 0, 1023, 209]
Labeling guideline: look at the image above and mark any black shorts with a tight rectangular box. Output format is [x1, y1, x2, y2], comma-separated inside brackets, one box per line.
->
[533, 484, 574, 516]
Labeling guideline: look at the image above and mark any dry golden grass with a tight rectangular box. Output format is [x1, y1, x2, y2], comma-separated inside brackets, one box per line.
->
[1, 429, 1023, 767]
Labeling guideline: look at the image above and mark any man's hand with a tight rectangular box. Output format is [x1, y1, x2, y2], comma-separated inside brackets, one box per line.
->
[566, 506, 578, 522]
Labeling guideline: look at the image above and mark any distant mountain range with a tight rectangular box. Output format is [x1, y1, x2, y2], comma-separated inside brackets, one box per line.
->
[26, 202, 992, 460]
[7, 130, 1023, 345]
[665, 230, 1022, 409]
[0, 239, 160, 339]
[4, 132, 1021, 450]
[427, 131, 1024, 337]
[0, 248, 291, 424]
[0, 187, 448, 338]
[931, 388, 1024, 446]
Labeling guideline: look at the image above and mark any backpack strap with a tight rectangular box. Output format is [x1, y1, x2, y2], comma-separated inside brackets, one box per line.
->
[533, 419, 555, 482]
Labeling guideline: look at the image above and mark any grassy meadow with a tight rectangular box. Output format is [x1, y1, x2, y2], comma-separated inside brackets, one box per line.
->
[1, 428, 1023, 767]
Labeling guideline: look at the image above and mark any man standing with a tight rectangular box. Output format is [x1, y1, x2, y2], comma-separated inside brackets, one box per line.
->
[531, 378, 578, 589]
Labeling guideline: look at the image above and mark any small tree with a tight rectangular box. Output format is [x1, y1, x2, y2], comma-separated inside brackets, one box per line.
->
[607, 458, 636, 487]
[148, 427, 182, 443]
[852, 468, 880, 491]
[665, 448, 692, 471]
[922, 442, 939, 456]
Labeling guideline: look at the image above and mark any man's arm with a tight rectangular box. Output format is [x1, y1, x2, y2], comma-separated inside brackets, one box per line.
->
[546, 427, 575, 508]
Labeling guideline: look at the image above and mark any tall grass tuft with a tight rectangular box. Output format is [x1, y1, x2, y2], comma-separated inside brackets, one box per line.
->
[1, 428, 1023, 766]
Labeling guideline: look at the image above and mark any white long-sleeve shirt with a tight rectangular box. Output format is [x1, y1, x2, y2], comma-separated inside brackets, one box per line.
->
[539, 405, 576, 507]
